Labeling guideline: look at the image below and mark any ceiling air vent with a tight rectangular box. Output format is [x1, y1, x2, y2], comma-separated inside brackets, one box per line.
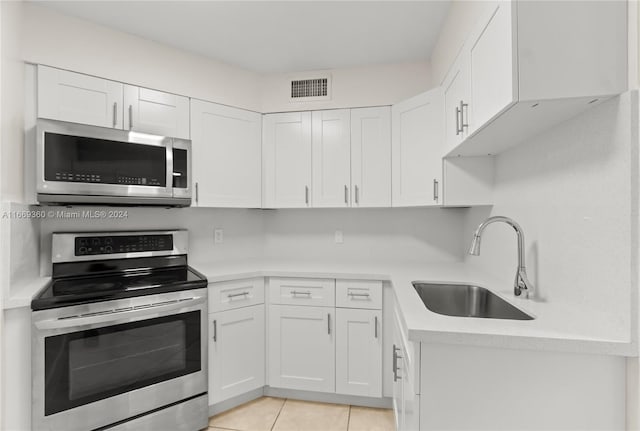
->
[289, 75, 331, 102]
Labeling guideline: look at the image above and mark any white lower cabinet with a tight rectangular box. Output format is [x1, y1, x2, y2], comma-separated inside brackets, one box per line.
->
[209, 304, 265, 404]
[335, 308, 382, 397]
[392, 305, 420, 431]
[268, 304, 335, 393]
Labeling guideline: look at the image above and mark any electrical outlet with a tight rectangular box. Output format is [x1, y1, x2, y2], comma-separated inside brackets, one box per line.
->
[334, 230, 343, 244]
[214, 228, 224, 244]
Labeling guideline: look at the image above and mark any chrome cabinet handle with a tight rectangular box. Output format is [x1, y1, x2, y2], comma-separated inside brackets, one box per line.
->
[291, 290, 311, 297]
[112, 102, 117, 128]
[433, 179, 439, 202]
[348, 292, 370, 298]
[128, 105, 133, 130]
[344, 185, 348, 204]
[393, 345, 403, 381]
[305, 186, 309, 205]
[374, 316, 378, 338]
[460, 100, 469, 131]
[195, 182, 199, 205]
[455, 106, 461, 135]
[328, 313, 331, 335]
[355, 185, 359, 204]
[227, 291, 249, 299]
[213, 320, 217, 342]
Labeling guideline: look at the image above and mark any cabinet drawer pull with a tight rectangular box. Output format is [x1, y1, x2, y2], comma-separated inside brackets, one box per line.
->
[112, 102, 117, 128]
[305, 186, 309, 205]
[227, 291, 249, 299]
[374, 316, 378, 338]
[195, 182, 199, 205]
[291, 290, 311, 297]
[348, 292, 370, 298]
[355, 185, 359, 204]
[128, 105, 133, 130]
[213, 320, 217, 342]
[344, 185, 348, 204]
[328, 313, 331, 335]
[455, 106, 461, 135]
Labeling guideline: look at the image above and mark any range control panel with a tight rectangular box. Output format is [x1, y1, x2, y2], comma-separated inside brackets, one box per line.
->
[74, 234, 173, 256]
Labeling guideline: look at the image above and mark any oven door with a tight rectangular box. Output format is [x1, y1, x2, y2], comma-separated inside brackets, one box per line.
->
[36, 119, 173, 200]
[32, 289, 207, 431]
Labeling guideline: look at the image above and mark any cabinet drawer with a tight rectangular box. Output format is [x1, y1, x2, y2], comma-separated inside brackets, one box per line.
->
[209, 278, 264, 312]
[336, 280, 382, 309]
[268, 277, 335, 307]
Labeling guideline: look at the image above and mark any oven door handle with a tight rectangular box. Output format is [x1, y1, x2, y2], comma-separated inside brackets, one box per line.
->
[34, 296, 206, 330]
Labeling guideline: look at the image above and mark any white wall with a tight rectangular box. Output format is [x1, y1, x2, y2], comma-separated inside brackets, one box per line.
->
[21, 3, 262, 112]
[260, 61, 432, 113]
[462, 92, 635, 339]
[1, 1, 25, 203]
[263, 208, 464, 265]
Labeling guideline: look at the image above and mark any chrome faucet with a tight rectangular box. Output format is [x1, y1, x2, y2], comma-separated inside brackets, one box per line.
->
[468, 216, 534, 298]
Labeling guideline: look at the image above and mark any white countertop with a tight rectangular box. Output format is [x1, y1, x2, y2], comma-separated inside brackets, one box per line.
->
[192, 259, 636, 357]
[7, 259, 635, 356]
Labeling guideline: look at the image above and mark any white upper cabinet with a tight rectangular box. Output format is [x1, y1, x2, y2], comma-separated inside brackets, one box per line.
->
[444, 0, 627, 157]
[38, 65, 123, 129]
[350, 107, 391, 207]
[263, 112, 312, 208]
[443, 53, 472, 154]
[391, 87, 444, 207]
[191, 100, 262, 207]
[312, 109, 351, 208]
[469, 1, 516, 133]
[124, 85, 190, 139]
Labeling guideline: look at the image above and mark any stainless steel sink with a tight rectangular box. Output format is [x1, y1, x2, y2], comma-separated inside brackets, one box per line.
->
[412, 282, 534, 320]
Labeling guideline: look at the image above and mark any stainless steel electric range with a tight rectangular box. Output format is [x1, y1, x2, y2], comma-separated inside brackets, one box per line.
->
[31, 230, 208, 431]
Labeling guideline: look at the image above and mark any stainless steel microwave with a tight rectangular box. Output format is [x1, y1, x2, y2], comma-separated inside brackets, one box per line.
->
[33, 119, 191, 206]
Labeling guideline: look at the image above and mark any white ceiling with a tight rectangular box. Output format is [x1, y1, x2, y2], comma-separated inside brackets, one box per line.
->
[33, 1, 451, 73]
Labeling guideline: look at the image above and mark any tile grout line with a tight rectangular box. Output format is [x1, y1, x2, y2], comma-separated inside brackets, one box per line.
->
[270, 397, 287, 431]
[346, 404, 352, 431]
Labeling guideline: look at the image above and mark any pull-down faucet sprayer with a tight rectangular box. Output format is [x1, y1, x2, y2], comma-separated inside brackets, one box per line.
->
[468, 216, 534, 298]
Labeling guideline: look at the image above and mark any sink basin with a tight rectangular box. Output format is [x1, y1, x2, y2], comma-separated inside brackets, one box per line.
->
[412, 282, 534, 320]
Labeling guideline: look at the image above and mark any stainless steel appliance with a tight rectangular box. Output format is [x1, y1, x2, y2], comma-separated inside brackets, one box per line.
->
[34, 119, 191, 206]
[31, 230, 208, 431]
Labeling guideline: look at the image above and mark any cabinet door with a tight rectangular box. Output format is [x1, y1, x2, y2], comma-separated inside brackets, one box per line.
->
[391, 87, 444, 207]
[336, 309, 382, 397]
[443, 53, 472, 154]
[311, 109, 351, 207]
[124, 85, 190, 139]
[191, 100, 262, 207]
[268, 305, 335, 392]
[209, 305, 265, 404]
[391, 314, 405, 431]
[469, 1, 517, 131]
[263, 112, 312, 208]
[350, 107, 391, 207]
[38, 65, 123, 129]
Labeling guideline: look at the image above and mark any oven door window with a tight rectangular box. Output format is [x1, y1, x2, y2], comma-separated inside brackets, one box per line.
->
[44, 311, 201, 416]
[44, 132, 167, 187]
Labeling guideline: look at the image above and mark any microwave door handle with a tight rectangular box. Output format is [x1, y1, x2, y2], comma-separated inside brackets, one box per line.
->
[34, 296, 206, 331]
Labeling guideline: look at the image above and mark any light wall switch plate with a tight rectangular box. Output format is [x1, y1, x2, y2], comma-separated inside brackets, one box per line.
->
[214, 228, 224, 244]
[334, 230, 343, 244]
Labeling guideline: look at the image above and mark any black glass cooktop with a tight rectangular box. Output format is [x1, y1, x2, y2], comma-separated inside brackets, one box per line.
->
[32, 256, 207, 310]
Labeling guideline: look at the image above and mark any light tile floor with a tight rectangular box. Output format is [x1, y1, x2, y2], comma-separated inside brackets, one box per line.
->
[209, 397, 396, 431]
